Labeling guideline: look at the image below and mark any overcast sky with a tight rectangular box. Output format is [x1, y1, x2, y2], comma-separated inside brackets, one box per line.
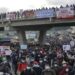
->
[0, 0, 75, 12]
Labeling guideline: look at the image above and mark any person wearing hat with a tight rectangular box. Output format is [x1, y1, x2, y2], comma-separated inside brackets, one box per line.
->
[42, 64, 56, 75]
[58, 60, 69, 75]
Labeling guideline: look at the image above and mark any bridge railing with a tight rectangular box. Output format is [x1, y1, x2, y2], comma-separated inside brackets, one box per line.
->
[0, 5, 75, 23]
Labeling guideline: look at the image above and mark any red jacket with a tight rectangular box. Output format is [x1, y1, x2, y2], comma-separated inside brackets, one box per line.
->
[58, 66, 68, 75]
[18, 63, 28, 72]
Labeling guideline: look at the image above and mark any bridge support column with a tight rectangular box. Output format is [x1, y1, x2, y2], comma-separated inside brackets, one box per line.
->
[39, 30, 47, 44]
[18, 30, 26, 44]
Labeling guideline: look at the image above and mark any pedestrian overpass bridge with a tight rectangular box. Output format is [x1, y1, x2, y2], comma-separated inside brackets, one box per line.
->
[0, 18, 75, 27]
[0, 18, 75, 44]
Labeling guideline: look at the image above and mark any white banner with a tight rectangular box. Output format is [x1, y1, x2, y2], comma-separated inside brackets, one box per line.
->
[56, 7, 74, 19]
[20, 44, 27, 49]
[70, 41, 75, 47]
[25, 31, 39, 43]
[63, 45, 71, 52]
[0, 46, 4, 51]
[4, 46, 12, 55]
[25, 31, 39, 39]
[6, 12, 16, 20]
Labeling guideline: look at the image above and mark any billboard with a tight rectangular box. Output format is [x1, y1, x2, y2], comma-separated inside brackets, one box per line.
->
[0, 46, 4, 51]
[0, 46, 11, 56]
[56, 7, 74, 19]
[35, 8, 55, 18]
[20, 44, 27, 49]
[25, 31, 40, 43]
[63, 45, 71, 52]
[6, 12, 16, 20]
[25, 10, 35, 18]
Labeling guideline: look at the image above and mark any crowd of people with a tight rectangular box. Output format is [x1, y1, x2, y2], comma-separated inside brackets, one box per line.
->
[1, 27, 75, 75]
[12, 30, 75, 75]
[1, 35, 75, 75]
[0, 4, 75, 20]
[11, 41, 75, 75]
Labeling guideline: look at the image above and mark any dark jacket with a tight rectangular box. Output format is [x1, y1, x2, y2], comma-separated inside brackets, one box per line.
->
[58, 67, 69, 75]
[20, 68, 36, 75]
[42, 69, 56, 75]
[33, 66, 42, 75]
[0, 63, 11, 75]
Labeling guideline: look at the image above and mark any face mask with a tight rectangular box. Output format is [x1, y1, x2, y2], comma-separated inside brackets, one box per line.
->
[63, 64, 67, 67]
[66, 68, 69, 72]
[27, 67, 31, 69]
[39, 60, 43, 63]
[54, 64, 58, 67]
[32, 52, 35, 54]
[44, 59, 46, 61]
[21, 60, 25, 63]
[45, 66, 50, 70]
[33, 64, 39, 67]
[40, 51, 42, 53]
